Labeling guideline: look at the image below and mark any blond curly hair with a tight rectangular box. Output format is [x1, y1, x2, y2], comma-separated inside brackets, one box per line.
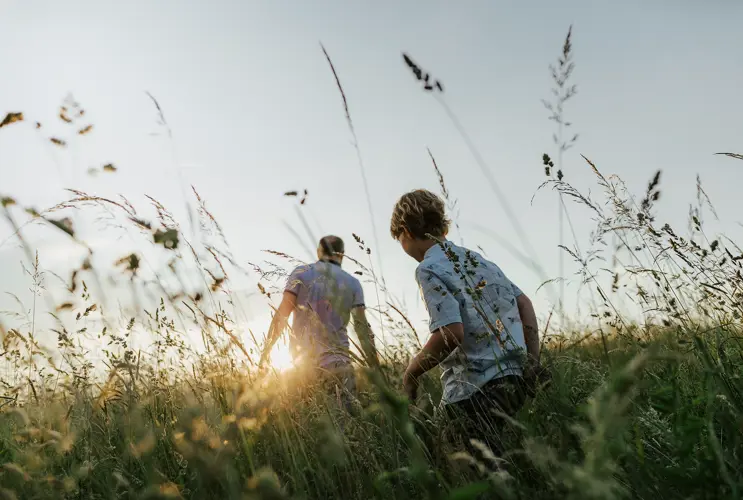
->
[389, 189, 450, 240]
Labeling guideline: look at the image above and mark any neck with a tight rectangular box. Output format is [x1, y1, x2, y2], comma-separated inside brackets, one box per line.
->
[320, 257, 342, 266]
[414, 239, 441, 262]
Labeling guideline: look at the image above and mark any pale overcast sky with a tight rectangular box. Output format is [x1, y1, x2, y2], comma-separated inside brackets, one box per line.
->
[1, 0, 742, 355]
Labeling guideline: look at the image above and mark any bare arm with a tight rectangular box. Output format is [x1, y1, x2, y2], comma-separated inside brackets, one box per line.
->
[404, 322, 464, 383]
[351, 306, 378, 368]
[517, 294, 540, 365]
[259, 291, 297, 368]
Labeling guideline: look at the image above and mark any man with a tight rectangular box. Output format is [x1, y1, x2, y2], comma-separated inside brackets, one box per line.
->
[259, 235, 377, 411]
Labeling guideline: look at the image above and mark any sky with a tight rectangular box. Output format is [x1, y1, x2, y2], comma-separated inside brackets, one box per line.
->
[1, 0, 742, 361]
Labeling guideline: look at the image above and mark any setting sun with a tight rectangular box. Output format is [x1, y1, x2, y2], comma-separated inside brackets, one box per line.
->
[268, 340, 295, 372]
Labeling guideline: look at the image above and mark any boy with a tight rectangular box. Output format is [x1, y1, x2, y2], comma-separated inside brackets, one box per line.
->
[389, 189, 542, 454]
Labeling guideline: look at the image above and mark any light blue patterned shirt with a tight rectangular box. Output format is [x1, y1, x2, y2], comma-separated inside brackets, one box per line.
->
[416, 241, 526, 404]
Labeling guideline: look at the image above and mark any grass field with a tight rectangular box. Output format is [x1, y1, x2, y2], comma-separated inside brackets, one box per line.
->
[1, 156, 742, 499]
[0, 319, 740, 499]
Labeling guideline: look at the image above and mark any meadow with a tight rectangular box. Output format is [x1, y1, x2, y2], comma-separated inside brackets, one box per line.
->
[0, 29, 742, 500]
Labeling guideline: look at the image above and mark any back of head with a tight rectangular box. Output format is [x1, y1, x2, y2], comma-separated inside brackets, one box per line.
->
[318, 235, 345, 261]
[390, 189, 450, 240]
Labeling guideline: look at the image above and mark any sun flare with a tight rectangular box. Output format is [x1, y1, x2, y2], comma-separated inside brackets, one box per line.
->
[268, 341, 295, 372]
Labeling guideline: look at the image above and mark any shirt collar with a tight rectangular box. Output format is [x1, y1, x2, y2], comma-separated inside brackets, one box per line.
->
[423, 240, 450, 260]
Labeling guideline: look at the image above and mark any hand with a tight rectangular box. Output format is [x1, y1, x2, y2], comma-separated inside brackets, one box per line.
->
[402, 369, 419, 403]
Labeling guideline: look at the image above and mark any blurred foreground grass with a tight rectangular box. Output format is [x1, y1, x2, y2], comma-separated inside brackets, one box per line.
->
[0, 324, 740, 499]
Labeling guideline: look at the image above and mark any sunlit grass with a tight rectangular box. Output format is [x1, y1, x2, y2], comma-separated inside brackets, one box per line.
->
[268, 339, 296, 372]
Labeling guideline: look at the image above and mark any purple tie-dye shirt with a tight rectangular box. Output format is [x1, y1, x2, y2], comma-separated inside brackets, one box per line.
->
[284, 260, 365, 368]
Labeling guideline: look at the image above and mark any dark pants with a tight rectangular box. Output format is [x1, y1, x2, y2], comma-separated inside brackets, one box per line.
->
[439, 375, 527, 460]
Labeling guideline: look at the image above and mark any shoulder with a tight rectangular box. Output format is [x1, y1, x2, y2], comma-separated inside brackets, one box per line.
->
[461, 247, 503, 276]
[459, 245, 486, 265]
[417, 245, 457, 280]
[293, 263, 312, 274]
[289, 263, 313, 280]
[415, 260, 438, 283]
[416, 261, 453, 296]
[340, 268, 362, 288]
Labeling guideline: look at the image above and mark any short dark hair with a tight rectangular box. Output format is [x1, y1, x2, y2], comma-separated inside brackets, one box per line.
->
[318, 235, 345, 257]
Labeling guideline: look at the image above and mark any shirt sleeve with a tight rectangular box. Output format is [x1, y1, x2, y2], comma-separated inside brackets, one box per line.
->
[284, 266, 305, 296]
[510, 280, 523, 298]
[416, 265, 462, 333]
[352, 278, 365, 308]
[490, 261, 523, 298]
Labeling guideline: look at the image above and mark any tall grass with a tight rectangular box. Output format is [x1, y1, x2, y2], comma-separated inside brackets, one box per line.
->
[0, 27, 741, 500]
